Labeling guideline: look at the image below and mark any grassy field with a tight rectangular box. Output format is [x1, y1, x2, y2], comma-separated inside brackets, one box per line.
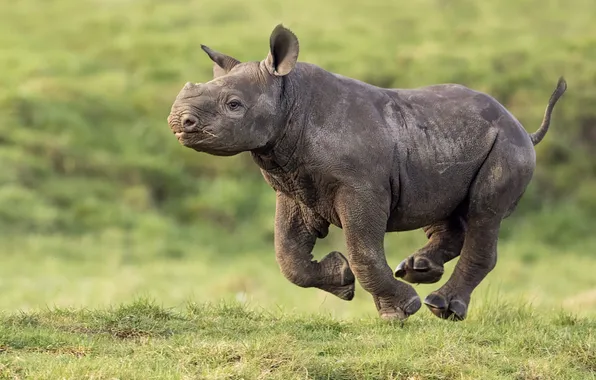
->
[1, 300, 595, 379]
[1, 222, 596, 318]
[1, 226, 596, 378]
[1, 0, 596, 378]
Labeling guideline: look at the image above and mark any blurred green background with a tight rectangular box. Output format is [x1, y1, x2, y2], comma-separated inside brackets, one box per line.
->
[0, 0, 594, 318]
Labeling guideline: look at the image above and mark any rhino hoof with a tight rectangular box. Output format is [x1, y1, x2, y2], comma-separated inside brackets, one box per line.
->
[325, 283, 355, 301]
[423, 293, 467, 321]
[394, 256, 444, 284]
[318, 251, 355, 301]
[377, 295, 421, 321]
[404, 295, 422, 316]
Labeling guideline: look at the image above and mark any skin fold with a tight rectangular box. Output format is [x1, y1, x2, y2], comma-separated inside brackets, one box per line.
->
[167, 24, 567, 321]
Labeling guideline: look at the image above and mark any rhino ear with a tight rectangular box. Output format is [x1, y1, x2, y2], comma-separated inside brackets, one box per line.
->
[265, 24, 299, 77]
[201, 45, 241, 78]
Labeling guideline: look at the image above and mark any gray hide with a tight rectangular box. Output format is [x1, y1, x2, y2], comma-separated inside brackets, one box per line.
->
[167, 24, 567, 321]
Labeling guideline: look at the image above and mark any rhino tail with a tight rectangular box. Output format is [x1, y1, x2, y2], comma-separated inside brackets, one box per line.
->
[529, 76, 567, 146]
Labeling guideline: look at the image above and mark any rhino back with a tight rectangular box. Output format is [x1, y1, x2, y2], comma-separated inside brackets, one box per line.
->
[384, 84, 530, 230]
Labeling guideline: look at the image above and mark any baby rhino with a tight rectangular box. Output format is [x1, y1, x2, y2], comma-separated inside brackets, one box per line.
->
[167, 24, 566, 321]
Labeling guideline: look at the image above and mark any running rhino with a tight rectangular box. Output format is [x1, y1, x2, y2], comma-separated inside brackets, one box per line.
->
[167, 24, 566, 321]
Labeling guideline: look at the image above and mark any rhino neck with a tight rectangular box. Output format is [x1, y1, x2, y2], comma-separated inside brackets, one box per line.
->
[251, 73, 305, 174]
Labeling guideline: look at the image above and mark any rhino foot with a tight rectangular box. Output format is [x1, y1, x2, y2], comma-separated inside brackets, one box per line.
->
[318, 251, 355, 301]
[320, 283, 355, 301]
[423, 292, 468, 321]
[374, 294, 422, 321]
[394, 256, 444, 284]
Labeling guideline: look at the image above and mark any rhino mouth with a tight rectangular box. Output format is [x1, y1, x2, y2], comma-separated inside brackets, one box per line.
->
[174, 128, 216, 139]
[174, 128, 220, 152]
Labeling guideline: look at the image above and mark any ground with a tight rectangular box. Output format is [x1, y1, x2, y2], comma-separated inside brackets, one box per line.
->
[1, 300, 595, 379]
[1, 227, 595, 379]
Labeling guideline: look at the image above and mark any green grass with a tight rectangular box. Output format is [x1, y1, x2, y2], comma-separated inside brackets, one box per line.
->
[1, 299, 595, 379]
[1, 230, 596, 318]
[0, 0, 595, 237]
[2, 208, 596, 315]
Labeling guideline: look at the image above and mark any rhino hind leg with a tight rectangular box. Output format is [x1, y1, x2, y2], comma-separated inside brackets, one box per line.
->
[423, 220, 500, 321]
[424, 135, 536, 321]
[395, 212, 467, 284]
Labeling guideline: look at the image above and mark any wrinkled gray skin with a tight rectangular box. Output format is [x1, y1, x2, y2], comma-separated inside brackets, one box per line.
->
[167, 24, 567, 321]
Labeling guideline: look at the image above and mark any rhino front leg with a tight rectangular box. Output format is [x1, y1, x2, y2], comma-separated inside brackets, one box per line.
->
[337, 190, 421, 320]
[395, 214, 467, 284]
[274, 192, 355, 301]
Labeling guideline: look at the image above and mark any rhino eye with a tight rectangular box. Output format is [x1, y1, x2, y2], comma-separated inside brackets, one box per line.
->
[226, 100, 242, 111]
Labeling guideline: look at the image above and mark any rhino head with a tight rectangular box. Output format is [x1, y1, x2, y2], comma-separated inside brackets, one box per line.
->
[167, 24, 300, 157]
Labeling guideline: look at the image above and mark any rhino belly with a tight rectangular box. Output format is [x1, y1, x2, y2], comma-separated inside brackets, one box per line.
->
[385, 163, 480, 232]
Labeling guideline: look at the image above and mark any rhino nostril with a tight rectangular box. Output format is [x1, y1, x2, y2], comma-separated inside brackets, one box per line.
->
[181, 115, 199, 132]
